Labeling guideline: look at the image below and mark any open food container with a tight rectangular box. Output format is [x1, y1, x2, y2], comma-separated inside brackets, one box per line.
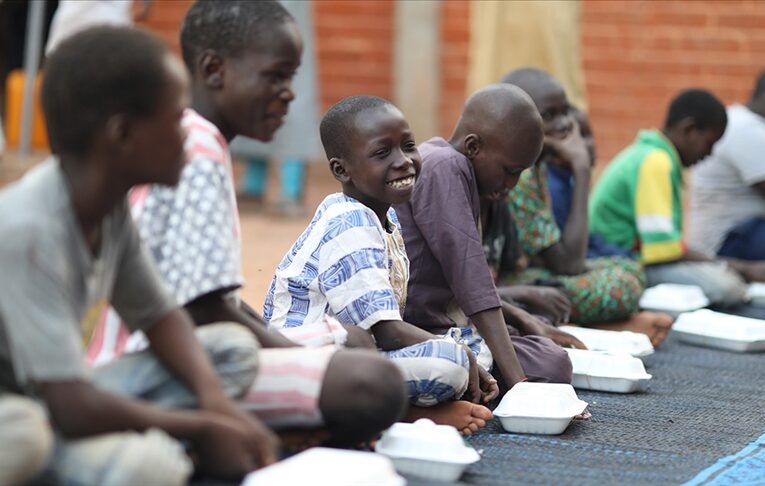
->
[559, 325, 655, 358]
[673, 309, 765, 352]
[565, 348, 652, 393]
[639, 283, 710, 317]
[493, 382, 588, 435]
[746, 283, 765, 307]
[375, 419, 480, 482]
[242, 447, 405, 486]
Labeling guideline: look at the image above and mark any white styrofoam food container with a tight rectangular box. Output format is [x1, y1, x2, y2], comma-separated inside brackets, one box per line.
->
[375, 419, 479, 482]
[564, 348, 652, 393]
[559, 325, 655, 358]
[673, 309, 765, 352]
[639, 283, 710, 316]
[242, 447, 405, 486]
[493, 382, 588, 435]
[746, 283, 765, 306]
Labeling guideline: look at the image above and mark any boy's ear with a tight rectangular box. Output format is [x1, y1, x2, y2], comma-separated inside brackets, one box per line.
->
[676, 116, 698, 135]
[104, 113, 131, 149]
[199, 50, 224, 89]
[329, 157, 351, 183]
[464, 133, 481, 159]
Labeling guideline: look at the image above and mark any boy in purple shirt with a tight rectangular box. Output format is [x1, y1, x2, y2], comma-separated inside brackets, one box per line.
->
[396, 84, 575, 389]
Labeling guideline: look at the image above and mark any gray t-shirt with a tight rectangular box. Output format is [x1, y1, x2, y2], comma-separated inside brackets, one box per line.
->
[0, 160, 176, 395]
[690, 104, 765, 255]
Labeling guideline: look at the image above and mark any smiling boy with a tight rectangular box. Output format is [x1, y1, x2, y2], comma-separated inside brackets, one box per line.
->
[105, 1, 407, 446]
[265, 96, 496, 435]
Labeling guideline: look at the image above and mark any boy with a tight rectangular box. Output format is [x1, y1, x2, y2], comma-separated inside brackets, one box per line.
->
[497, 68, 671, 346]
[590, 89, 765, 307]
[690, 70, 765, 261]
[121, 0, 406, 445]
[265, 96, 495, 435]
[394, 84, 575, 391]
[0, 27, 276, 484]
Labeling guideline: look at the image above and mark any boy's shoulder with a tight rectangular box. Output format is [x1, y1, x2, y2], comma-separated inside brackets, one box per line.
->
[182, 108, 229, 166]
[313, 193, 381, 229]
[0, 159, 68, 239]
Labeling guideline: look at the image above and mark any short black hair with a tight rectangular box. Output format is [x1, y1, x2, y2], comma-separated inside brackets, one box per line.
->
[664, 89, 727, 132]
[180, 0, 293, 72]
[320, 95, 393, 160]
[42, 26, 171, 156]
[752, 69, 765, 100]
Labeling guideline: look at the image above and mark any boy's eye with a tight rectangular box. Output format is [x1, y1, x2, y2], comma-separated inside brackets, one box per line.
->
[403, 141, 417, 151]
[374, 148, 390, 157]
[542, 111, 554, 121]
[504, 167, 523, 176]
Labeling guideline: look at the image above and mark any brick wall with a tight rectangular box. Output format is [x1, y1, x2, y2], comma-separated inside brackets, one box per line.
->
[313, 1, 394, 112]
[137, 1, 765, 164]
[135, 0, 191, 54]
[137, 0, 467, 134]
[582, 0, 765, 162]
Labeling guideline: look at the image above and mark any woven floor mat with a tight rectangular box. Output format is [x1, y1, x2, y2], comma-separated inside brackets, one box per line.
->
[410, 332, 765, 486]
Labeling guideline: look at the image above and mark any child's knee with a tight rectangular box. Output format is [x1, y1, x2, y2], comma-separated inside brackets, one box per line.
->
[196, 322, 260, 398]
[392, 340, 470, 406]
[0, 396, 53, 484]
[522, 337, 573, 384]
[104, 429, 192, 486]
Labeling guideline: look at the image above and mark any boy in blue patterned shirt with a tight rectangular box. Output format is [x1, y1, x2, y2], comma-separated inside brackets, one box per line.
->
[265, 96, 496, 435]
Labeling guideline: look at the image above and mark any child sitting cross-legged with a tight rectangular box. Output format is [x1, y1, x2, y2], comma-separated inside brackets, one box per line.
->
[264, 96, 497, 435]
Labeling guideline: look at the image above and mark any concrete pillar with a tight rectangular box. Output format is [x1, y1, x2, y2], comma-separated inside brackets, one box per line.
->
[393, 1, 440, 142]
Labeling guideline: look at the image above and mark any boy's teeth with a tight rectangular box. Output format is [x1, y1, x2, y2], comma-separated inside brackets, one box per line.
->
[387, 176, 414, 189]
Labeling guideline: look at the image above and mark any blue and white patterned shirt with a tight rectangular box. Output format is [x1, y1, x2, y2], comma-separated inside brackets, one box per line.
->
[264, 194, 405, 330]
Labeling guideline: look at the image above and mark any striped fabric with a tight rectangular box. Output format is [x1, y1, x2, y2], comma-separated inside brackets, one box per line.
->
[264, 194, 403, 331]
[242, 345, 338, 428]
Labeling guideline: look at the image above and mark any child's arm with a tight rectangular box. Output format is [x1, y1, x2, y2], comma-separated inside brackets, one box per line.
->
[37, 378, 278, 477]
[470, 308, 527, 387]
[370, 319, 440, 350]
[538, 128, 591, 275]
[185, 290, 297, 348]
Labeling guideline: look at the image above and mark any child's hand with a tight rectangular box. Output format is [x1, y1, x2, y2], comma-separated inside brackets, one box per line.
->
[461, 345, 482, 404]
[544, 123, 590, 173]
[477, 366, 499, 403]
[196, 411, 280, 478]
[516, 287, 572, 324]
[542, 327, 587, 350]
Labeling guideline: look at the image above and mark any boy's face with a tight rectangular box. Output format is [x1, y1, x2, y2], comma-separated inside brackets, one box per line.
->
[217, 21, 303, 141]
[123, 54, 190, 186]
[471, 118, 543, 201]
[339, 105, 421, 211]
[678, 126, 724, 167]
[535, 83, 574, 140]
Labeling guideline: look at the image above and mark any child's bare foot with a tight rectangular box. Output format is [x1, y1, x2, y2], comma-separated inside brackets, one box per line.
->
[406, 401, 493, 436]
[589, 311, 673, 347]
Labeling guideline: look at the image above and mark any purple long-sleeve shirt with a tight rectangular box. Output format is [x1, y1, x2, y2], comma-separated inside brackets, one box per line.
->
[394, 138, 502, 334]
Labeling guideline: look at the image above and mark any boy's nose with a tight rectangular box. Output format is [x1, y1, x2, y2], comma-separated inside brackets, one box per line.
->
[393, 152, 413, 168]
[280, 84, 296, 102]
